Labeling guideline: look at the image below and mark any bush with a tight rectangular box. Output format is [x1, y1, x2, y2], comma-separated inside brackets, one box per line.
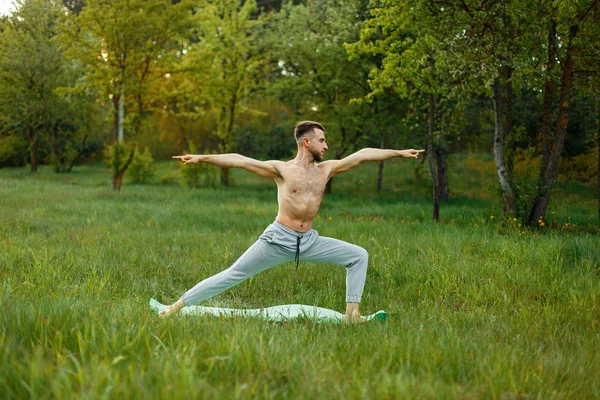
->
[179, 142, 220, 188]
[103, 141, 132, 177]
[0, 133, 28, 167]
[180, 142, 202, 188]
[128, 146, 155, 183]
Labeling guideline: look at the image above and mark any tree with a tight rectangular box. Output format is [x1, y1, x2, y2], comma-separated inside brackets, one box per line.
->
[59, 0, 190, 190]
[185, 0, 268, 185]
[528, 0, 600, 224]
[270, 0, 378, 193]
[0, 0, 68, 172]
[351, 0, 465, 221]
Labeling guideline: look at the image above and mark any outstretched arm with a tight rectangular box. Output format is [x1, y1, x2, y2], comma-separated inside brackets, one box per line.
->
[173, 153, 281, 178]
[325, 148, 424, 178]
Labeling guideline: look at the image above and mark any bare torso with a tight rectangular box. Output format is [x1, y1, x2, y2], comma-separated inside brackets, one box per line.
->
[273, 160, 331, 232]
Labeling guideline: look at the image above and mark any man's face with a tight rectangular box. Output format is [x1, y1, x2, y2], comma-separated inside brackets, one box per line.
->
[305, 129, 328, 162]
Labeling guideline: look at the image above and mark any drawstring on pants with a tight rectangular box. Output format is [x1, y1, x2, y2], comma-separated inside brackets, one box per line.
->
[294, 235, 302, 270]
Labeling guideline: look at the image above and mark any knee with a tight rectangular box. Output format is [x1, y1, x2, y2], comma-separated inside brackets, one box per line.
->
[354, 246, 369, 266]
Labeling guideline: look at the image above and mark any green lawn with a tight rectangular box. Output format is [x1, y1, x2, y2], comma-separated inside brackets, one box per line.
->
[0, 157, 598, 399]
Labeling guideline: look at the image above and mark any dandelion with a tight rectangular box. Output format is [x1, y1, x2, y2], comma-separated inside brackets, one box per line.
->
[540, 222, 545, 226]
[327, 216, 332, 221]
[490, 215, 494, 219]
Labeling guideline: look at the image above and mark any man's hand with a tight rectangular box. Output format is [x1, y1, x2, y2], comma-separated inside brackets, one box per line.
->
[401, 149, 425, 159]
[172, 155, 200, 164]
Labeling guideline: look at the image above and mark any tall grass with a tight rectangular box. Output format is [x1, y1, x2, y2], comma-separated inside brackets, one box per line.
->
[0, 157, 598, 399]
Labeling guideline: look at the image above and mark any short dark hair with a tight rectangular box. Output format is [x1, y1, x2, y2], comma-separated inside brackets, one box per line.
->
[294, 121, 324, 141]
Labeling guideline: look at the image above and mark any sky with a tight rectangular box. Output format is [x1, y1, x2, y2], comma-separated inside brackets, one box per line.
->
[0, 0, 15, 16]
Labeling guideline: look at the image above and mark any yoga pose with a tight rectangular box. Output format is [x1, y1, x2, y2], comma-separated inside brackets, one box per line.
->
[163, 121, 424, 323]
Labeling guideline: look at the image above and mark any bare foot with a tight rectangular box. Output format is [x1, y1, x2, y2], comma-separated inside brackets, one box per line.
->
[343, 302, 364, 323]
[343, 313, 365, 324]
[159, 299, 185, 318]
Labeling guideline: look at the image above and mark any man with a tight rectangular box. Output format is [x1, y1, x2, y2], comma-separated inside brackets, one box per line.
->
[162, 121, 424, 322]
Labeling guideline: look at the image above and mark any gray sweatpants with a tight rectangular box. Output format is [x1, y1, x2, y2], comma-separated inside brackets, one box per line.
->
[181, 221, 368, 306]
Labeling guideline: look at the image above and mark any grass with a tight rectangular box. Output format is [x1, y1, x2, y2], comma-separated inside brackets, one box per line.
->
[0, 155, 599, 399]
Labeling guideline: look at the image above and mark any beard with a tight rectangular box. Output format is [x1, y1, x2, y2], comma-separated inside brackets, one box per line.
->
[310, 149, 323, 162]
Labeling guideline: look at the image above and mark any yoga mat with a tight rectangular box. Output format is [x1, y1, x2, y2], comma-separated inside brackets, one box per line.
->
[150, 298, 386, 323]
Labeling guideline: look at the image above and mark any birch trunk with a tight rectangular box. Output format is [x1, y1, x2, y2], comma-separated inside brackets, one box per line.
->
[492, 67, 517, 214]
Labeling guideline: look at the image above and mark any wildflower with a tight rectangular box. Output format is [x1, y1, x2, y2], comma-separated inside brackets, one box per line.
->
[327, 216, 332, 221]
[490, 215, 494, 219]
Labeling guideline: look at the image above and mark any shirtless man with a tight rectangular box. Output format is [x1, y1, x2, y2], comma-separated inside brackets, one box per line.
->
[162, 121, 424, 322]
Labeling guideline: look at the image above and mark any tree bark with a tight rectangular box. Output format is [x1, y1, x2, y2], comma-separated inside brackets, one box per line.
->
[492, 66, 517, 214]
[427, 95, 440, 222]
[538, 20, 557, 164]
[596, 91, 600, 220]
[436, 147, 448, 201]
[376, 135, 385, 193]
[67, 132, 88, 173]
[221, 167, 230, 186]
[27, 125, 38, 172]
[529, 24, 579, 224]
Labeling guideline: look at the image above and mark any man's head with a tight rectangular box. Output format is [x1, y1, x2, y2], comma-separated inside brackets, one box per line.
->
[294, 121, 327, 162]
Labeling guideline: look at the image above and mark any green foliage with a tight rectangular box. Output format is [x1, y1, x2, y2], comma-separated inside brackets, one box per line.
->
[0, 0, 73, 171]
[59, 0, 191, 186]
[103, 141, 132, 177]
[179, 142, 219, 188]
[269, 0, 380, 159]
[0, 132, 28, 167]
[184, 0, 267, 156]
[128, 146, 155, 183]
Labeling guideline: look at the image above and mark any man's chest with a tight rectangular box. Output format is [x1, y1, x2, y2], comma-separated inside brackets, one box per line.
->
[281, 167, 328, 196]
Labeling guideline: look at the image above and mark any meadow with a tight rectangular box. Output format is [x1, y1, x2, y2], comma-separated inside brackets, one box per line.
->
[0, 155, 599, 399]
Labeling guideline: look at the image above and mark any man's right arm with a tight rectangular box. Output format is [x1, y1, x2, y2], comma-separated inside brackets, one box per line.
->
[172, 153, 281, 178]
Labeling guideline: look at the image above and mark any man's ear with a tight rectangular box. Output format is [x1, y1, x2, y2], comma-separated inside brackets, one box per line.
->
[302, 137, 310, 148]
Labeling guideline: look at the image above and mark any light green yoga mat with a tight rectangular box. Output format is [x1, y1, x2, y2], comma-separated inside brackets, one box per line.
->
[150, 299, 386, 323]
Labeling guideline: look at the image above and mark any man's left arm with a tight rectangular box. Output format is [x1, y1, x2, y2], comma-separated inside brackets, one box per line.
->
[325, 148, 424, 178]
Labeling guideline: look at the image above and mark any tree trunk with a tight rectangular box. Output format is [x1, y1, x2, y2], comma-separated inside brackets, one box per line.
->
[436, 148, 448, 201]
[112, 146, 135, 191]
[529, 24, 579, 225]
[492, 67, 517, 214]
[67, 132, 88, 173]
[221, 167, 230, 186]
[427, 95, 440, 222]
[27, 125, 38, 172]
[596, 91, 600, 220]
[538, 20, 557, 164]
[50, 122, 61, 173]
[376, 135, 385, 193]
[112, 84, 120, 143]
[118, 81, 125, 143]
[112, 91, 143, 192]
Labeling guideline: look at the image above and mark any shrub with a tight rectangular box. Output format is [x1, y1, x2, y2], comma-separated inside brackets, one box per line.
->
[128, 146, 155, 183]
[180, 142, 202, 188]
[103, 141, 132, 177]
[179, 142, 220, 188]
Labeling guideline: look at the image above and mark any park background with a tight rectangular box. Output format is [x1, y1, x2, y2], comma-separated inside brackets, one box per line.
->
[1, 0, 599, 398]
